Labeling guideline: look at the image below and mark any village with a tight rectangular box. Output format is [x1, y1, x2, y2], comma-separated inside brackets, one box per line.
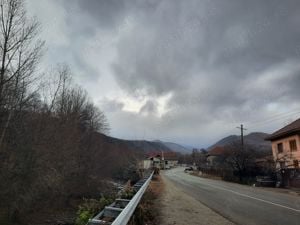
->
[140, 117, 300, 188]
[1, 1, 300, 224]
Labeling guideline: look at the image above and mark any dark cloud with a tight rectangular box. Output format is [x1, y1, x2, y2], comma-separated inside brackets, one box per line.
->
[78, 0, 126, 26]
[30, 0, 300, 147]
[111, 0, 300, 116]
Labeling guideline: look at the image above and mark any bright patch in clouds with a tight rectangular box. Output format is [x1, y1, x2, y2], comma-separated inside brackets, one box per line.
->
[112, 92, 172, 117]
[27, 0, 300, 147]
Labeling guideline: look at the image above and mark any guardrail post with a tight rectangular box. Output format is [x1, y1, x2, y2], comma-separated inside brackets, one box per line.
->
[103, 206, 123, 218]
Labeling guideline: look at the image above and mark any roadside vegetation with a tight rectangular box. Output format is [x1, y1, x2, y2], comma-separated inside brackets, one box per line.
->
[129, 174, 163, 225]
[0, 1, 141, 224]
[75, 196, 114, 225]
[180, 141, 276, 185]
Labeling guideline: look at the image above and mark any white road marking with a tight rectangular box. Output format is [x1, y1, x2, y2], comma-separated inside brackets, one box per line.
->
[205, 182, 300, 213]
[170, 172, 300, 213]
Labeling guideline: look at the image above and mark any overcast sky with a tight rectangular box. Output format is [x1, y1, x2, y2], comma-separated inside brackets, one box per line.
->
[27, 0, 300, 148]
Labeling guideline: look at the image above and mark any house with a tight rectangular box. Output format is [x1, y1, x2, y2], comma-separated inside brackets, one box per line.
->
[140, 152, 178, 170]
[141, 158, 153, 170]
[206, 146, 225, 167]
[149, 154, 162, 169]
[161, 152, 179, 169]
[266, 118, 300, 187]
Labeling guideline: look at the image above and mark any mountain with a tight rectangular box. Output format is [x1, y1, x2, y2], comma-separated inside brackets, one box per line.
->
[113, 137, 193, 154]
[153, 140, 193, 154]
[207, 132, 271, 152]
[207, 135, 238, 150]
[100, 136, 172, 153]
[244, 132, 272, 149]
[128, 140, 172, 152]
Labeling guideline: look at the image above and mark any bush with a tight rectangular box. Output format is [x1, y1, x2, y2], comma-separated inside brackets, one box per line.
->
[75, 196, 114, 225]
[75, 210, 94, 225]
[120, 180, 138, 200]
[120, 189, 136, 199]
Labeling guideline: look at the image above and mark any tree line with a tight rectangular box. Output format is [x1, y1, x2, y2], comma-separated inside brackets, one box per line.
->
[179, 142, 274, 184]
[0, 0, 126, 222]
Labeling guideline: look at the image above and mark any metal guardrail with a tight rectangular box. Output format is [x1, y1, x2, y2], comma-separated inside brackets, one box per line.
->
[88, 171, 154, 225]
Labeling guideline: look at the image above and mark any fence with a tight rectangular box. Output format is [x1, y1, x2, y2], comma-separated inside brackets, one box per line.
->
[88, 171, 154, 225]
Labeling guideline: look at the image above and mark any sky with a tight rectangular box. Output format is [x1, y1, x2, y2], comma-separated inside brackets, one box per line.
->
[26, 0, 300, 148]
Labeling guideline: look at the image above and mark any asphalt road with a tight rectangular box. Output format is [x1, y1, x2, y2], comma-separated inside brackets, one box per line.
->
[164, 168, 300, 225]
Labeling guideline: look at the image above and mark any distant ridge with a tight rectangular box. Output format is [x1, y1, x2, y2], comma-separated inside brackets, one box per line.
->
[98, 134, 172, 153]
[100, 135, 193, 154]
[207, 132, 272, 153]
[154, 140, 193, 154]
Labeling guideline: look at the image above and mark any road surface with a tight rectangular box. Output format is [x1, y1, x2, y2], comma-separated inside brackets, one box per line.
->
[158, 174, 233, 225]
[164, 168, 300, 225]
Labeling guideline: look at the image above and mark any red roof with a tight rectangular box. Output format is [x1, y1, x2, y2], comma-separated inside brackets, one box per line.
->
[266, 118, 300, 141]
[207, 146, 225, 156]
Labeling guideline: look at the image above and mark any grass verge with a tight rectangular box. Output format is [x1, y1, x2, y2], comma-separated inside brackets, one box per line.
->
[129, 174, 164, 225]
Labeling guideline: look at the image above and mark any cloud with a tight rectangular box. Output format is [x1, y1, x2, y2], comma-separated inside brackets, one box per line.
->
[99, 98, 124, 113]
[139, 99, 160, 117]
[28, 0, 300, 147]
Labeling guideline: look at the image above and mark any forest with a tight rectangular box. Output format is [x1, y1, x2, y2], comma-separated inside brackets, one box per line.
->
[0, 1, 143, 224]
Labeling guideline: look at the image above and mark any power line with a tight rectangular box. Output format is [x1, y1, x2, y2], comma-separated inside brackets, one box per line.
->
[247, 111, 300, 130]
[223, 108, 300, 133]
[246, 108, 300, 126]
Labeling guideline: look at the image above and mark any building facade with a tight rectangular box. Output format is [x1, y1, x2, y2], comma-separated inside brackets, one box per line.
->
[266, 118, 300, 187]
[140, 152, 178, 170]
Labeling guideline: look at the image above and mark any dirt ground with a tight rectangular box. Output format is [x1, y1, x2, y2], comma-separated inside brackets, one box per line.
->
[157, 173, 234, 225]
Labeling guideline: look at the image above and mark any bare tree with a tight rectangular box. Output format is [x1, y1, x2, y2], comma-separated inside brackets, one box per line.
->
[191, 148, 207, 167]
[223, 141, 258, 182]
[80, 102, 110, 134]
[0, 2, 117, 222]
[0, 0, 44, 148]
[43, 65, 110, 134]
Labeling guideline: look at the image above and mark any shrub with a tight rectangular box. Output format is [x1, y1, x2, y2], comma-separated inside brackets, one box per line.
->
[119, 181, 136, 199]
[75, 210, 94, 225]
[75, 196, 114, 225]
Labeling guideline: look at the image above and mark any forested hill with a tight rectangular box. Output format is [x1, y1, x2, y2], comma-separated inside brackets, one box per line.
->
[0, 0, 156, 220]
[98, 133, 173, 153]
[207, 132, 271, 152]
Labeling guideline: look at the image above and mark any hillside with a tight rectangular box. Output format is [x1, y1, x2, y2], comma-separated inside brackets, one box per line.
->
[130, 140, 172, 153]
[2, 125, 177, 225]
[101, 136, 172, 153]
[86, 133, 175, 179]
[153, 140, 193, 154]
[207, 132, 271, 152]
[207, 135, 238, 150]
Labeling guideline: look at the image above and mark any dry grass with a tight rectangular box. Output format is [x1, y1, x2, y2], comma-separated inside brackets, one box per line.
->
[148, 175, 165, 198]
[130, 174, 164, 225]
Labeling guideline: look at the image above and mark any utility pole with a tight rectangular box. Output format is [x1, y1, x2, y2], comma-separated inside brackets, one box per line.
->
[236, 124, 247, 148]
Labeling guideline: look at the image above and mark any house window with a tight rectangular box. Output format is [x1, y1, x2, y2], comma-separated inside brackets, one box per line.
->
[277, 143, 283, 153]
[289, 140, 297, 151]
[294, 160, 299, 168]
